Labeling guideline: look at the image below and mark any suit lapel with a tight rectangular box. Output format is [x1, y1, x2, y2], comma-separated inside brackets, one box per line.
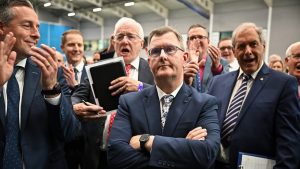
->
[0, 91, 5, 126]
[80, 64, 87, 82]
[202, 56, 212, 91]
[219, 72, 239, 124]
[163, 84, 192, 136]
[21, 59, 40, 131]
[143, 87, 162, 135]
[138, 58, 147, 82]
[235, 64, 270, 127]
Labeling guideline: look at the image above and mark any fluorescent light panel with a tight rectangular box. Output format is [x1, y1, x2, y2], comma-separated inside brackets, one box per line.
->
[124, 2, 135, 7]
[68, 12, 76, 16]
[44, 2, 51, 7]
[93, 7, 102, 12]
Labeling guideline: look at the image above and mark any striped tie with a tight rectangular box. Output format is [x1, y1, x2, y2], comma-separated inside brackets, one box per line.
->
[221, 74, 250, 147]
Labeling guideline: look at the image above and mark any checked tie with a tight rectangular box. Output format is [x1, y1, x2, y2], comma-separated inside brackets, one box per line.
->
[161, 95, 174, 130]
[3, 67, 22, 169]
[221, 74, 250, 147]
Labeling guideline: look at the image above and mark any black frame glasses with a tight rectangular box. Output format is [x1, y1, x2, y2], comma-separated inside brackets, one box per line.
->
[188, 35, 208, 41]
[148, 45, 184, 58]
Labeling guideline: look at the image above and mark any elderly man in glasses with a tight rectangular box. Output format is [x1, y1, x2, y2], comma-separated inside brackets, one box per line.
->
[184, 24, 228, 93]
[71, 17, 154, 169]
[285, 41, 300, 98]
[107, 26, 220, 169]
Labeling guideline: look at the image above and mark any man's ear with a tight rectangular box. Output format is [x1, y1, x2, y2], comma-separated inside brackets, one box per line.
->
[183, 52, 189, 62]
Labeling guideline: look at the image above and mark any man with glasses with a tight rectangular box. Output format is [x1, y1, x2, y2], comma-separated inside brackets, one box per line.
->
[184, 24, 228, 93]
[285, 41, 300, 98]
[207, 22, 300, 169]
[218, 37, 239, 72]
[107, 26, 220, 169]
[71, 17, 154, 169]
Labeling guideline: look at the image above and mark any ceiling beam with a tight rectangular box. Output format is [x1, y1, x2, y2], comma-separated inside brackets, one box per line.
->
[139, 0, 168, 19]
[84, 0, 103, 7]
[107, 6, 133, 18]
[78, 10, 104, 26]
[50, 0, 74, 12]
[194, 0, 214, 13]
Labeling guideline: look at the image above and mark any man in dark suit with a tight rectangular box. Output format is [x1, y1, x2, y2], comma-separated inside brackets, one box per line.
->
[184, 24, 228, 93]
[107, 26, 220, 169]
[0, 1, 79, 168]
[71, 17, 154, 169]
[60, 29, 90, 169]
[207, 22, 300, 169]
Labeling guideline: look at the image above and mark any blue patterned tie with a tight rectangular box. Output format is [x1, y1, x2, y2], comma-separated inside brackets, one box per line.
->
[221, 74, 250, 147]
[195, 72, 201, 92]
[3, 67, 22, 169]
[161, 95, 174, 130]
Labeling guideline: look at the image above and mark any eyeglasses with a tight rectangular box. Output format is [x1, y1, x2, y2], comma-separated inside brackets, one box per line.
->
[148, 45, 184, 58]
[219, 46, 233, 51]
[188, 35, 208, 41]
[114, 33, 141, 41]
[289, 53, 300, 61]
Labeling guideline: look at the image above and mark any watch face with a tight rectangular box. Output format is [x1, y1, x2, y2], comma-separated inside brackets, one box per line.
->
[140, 134, 150, 142]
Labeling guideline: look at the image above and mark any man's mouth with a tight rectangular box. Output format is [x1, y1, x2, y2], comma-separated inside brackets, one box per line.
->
[296, 64, 300, 70]
[121, 48, 130, 54]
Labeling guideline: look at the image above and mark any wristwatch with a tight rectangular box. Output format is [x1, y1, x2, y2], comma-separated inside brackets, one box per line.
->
[41, 82, 61, 95]
[139, 134, 150, 152]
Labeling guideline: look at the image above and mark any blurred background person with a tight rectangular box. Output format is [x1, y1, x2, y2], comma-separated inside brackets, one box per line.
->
[93, 50, 101, 63]
[184, 24, 228, 93]
[285, 41, 300, 98]
[218, 37, 239, 72]
[268, 54, 281, 65]
[269, 60, 284, 72]
[86, 57, 94, 65]
[56, 50, 65, 67]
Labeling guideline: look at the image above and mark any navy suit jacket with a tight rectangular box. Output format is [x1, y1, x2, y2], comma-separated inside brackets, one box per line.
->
[71, 57, 154, 169]
[207, 64, 300, 169]
[107, 83, 220, 169]
[0, 59, 79, 169]
[193, 55, 228, 93]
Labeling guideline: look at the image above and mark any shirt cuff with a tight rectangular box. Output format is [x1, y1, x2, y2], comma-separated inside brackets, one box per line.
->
[211, 64, 223, 75]
[44, 94, 61, 105]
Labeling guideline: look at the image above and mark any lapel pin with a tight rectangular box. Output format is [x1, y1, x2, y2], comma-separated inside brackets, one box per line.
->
[260, 77, 264, 81]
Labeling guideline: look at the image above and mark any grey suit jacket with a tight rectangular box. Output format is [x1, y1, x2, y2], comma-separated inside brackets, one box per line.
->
[193, 55, 228, 93]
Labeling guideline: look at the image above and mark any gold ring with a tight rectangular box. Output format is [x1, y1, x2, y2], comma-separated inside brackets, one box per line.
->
[46, 64, 51, 68]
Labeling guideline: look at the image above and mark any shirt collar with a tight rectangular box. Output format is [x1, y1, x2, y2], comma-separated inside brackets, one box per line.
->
[156, 82, 183, 101]
[129, 56, 140, 70]
[16, 58, 27, 69]
[238, 61, 264, 80]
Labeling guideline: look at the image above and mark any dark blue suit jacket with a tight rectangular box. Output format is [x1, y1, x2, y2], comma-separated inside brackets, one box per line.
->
[207, 64, 300, 169]
[0, 59, 79, 169]
[107, 83, 220, 169]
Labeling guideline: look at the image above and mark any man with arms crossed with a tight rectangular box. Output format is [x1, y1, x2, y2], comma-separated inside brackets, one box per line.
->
[107, 26, 220, 169]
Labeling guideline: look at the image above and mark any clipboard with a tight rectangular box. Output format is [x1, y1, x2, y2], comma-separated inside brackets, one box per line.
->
[237, 152, 275, 169]
[85, 57, 126, 114]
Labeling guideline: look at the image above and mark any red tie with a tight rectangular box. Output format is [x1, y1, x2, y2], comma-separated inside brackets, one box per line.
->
[125, 64, 131, 76]
[106, 111, 117, 142]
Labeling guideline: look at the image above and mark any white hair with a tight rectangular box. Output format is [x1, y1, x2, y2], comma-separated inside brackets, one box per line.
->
[285, 41, 300, 57]
[113, 17, 144, 39]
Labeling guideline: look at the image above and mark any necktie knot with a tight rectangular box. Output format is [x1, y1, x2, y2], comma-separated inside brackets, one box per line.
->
[162, 95, 174, 105]
[125, 64, 132, 76]
[242, 74, 251, 81]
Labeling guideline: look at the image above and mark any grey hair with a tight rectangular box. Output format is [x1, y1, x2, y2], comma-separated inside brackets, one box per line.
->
[113, 17, 144, 39]
[285, 41, 300, 57]
[232, 22, 265, 47]
[0, 0, 33, 26]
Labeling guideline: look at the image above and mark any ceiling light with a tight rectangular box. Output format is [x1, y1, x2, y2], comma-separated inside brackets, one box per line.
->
[124, 2, 135, 7]
[93, 8, 102, 12]
[68, 12, 76, 16]
[43, 2, 51, 7]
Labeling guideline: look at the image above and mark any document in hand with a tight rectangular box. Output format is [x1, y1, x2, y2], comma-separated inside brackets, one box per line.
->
[85, 57, 126, 114]
[237, 152, 275, 169]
